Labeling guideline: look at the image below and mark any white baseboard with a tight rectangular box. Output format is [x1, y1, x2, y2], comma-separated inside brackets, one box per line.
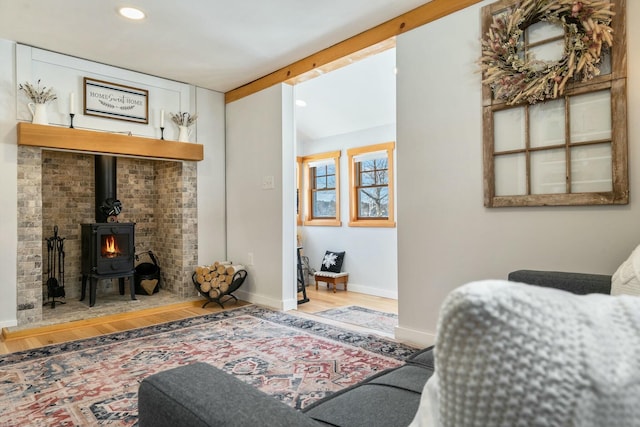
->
[334, 283, 397, 299]
[395, 325, 436, 348]
[234, 284, 396, 312]
[234, 289, 292, 311]
[281, 298, 298, 311]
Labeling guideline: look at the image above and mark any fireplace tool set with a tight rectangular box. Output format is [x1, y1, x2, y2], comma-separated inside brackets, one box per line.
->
[44, 225, 66, 308]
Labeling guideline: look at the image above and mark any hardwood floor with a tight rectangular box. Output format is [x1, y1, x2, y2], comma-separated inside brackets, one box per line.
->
[297, 285, 397, 314]
[0, 286, 397, 355]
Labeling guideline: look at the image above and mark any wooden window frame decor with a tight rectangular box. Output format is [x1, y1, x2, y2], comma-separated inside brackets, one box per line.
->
[480, 0, 627, 207]
[347, 142, 396, 227]
[84, 77, 149, 124]
[302, 151, 341, 227]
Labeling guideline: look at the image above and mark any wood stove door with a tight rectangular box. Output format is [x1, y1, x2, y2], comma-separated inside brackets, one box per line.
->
[96, 225, 135, 275]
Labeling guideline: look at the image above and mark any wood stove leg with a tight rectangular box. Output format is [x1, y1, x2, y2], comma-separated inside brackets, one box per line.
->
[90, 277, 97, 307]
[129, 275, 136, 300]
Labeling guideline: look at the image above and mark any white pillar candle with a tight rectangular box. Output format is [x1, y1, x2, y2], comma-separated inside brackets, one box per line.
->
[69, 93, 76, 114]
[160, 109, 165, 127]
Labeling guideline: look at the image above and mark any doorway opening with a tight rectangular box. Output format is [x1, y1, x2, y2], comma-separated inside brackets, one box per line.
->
[292, 39, 398, 335]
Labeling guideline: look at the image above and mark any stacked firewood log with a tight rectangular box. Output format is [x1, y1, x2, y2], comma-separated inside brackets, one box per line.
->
[194, 261, 245, 299]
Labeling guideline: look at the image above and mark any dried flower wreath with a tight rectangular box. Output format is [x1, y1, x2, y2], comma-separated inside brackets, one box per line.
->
[480, 0, 614, 105]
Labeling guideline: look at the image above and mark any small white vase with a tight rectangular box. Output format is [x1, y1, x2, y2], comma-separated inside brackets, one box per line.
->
[27, 102, 49, 125]
[178, 125, 192, 142]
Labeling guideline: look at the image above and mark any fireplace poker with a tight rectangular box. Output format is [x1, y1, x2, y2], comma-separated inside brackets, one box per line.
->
[57, 236, 66, 297]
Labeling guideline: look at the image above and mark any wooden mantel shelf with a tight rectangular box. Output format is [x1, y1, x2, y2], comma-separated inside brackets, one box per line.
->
[17, 122, 204, 161]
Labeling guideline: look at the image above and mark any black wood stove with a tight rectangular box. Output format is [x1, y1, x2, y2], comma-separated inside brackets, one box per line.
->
[80, 155, 136, 307]
[81, 223, 136, 307]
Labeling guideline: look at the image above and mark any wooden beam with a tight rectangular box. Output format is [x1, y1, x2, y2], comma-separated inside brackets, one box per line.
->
[225, 0, 483, 103]
[286, 38, 396, 86]
[18, 122, 204, 161]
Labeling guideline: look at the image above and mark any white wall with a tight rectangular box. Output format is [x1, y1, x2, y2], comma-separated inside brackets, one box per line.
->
[196, 87, 227, 264]
[0, 42, 226, 327]
[395, 1, 640, 346]
[300, 124, 398, 298]
[15, 46, 192, 137]
[0, 40, 18, 328]
[226, 84, 297, 310]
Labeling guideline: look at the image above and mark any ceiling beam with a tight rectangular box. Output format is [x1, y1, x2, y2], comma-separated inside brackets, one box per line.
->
[224, 0, 483, 103]
[286, 37, 397, 86]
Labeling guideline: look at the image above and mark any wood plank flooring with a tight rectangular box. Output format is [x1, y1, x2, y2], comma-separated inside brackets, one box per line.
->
[0, 287, 396, 355]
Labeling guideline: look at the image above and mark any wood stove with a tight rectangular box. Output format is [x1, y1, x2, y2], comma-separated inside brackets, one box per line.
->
[81, 222, 136, 307]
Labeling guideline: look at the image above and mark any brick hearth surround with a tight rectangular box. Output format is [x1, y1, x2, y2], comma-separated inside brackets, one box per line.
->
[16, 146, 199, 326]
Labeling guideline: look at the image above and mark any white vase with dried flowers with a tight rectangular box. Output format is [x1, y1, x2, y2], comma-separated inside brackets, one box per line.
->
[170, 112, 198, 142]
[19, 80, 57, 125]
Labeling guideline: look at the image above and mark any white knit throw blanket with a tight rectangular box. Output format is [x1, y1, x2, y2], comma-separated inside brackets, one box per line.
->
[612, 244, 640, 296]
[412, 280, 640, 427]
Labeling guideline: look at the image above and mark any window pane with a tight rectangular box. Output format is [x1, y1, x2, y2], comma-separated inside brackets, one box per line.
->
[570, 90, 611, 143]
[530, 98, 565, 148]
[326, 163, 335, 175]
[527, 20, 564, 44]
[527, 38, 564, 66]
[315, 176, 326, 190]
[313, 190, 336, 217]
[378, 170, 389, 185]
[360, 171, 376, 186]
[360, 160, 375, 171]
[326, 174, 335, 188]
[494, 107, 525, 152]
[531, 149, 566, 194]
[598, 50, 612, 76]
[571, 143, 612, 192]
[374, 158, 388, 169]
[359, 187, 388, 218]
[495, 153, 526, 196]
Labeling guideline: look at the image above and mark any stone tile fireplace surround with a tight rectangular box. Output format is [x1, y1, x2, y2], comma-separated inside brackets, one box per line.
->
[16, 146, 199, 327]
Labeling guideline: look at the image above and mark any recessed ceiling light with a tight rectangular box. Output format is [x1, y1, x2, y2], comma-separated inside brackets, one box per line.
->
[119, 7, 146, 20]
[296, 100, 307, 107]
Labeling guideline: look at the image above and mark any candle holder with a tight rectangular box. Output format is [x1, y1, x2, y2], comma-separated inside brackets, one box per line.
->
[160, 127, 165, 140]
[69, 113, 75, 129]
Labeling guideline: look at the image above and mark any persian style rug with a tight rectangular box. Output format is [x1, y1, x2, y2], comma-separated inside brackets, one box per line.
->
[0, 306, 416, 426]
[315, 306, 399, 335]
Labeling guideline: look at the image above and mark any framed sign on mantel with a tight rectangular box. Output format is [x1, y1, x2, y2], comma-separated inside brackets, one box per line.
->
[83, 77, 149, 124]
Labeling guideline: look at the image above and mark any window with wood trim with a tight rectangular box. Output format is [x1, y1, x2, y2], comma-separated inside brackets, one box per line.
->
[482, 0, 627, 207]
[303, 151, 341, 226]
[347, 142, 395, 227]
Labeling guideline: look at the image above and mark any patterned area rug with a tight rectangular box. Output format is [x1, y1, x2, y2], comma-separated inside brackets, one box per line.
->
[315, 306, 398, 335]
[0, 306, 416, 426]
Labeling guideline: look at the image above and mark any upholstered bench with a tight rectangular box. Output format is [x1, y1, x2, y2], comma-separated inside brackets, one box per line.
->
[314, 271, 349, 293]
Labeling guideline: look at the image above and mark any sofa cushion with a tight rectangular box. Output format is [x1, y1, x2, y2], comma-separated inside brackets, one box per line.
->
[367, 364, 432, 394]
[304, 383, 422, 427]
[410, 280, 640, 427]
[304, 353, 434, 427]
[611, 244, 640, 296]
[138, 362, 321, 427]
[405, 346, 434, 368]
[508, 269, 611, 294]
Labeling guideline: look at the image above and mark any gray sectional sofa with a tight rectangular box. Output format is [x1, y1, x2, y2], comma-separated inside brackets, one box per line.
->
[138, 346, 434, 427]
[138, 269, 611, 427]
[507, 269, 611, 294]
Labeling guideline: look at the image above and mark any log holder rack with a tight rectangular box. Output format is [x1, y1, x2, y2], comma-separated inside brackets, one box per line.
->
[192, 269, 247, 309]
